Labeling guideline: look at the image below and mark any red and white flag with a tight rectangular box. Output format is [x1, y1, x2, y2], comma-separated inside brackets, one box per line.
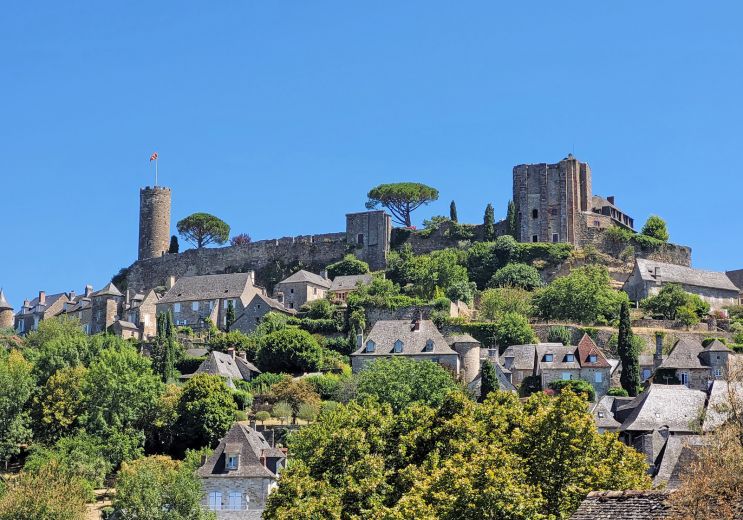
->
[150, 152, 158, 161]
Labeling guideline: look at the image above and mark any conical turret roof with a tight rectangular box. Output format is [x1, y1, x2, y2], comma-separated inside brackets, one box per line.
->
[91, 282, 123, 298]
[0, 289, 13, 311]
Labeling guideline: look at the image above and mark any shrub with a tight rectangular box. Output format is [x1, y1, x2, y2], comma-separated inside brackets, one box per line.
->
[272, 401, 293, 424]
[549, 379, 596, 402]
[479, 287, 533, 321]
[607, 387, 629, 397]
[296, 402, 320, 423]
[640, 215, 669, 242]
[547, 326, 572, 346]
[256, 328, 327, 374]
[604, 225, 634, 244]
[304, 373, 342, 400]
[245, 372, 292, 395]
[231, 389, 254, 410]
[255, 410, 271, 425]
[300, 299, 335, 320]
[326, 255, 370, 278]
[176, 356, 206, 375]
[702, 337, 728, 347]
[488, 263, 543, 290]
[494, 312, 536, 349]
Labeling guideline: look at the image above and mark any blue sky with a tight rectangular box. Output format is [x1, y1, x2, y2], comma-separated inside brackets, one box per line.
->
[1, 1, 741, 307]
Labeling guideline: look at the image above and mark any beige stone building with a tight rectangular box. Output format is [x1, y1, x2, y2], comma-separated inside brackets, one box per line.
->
[231, 294, 295, 334]
[15, 290, 72, 334]
[273, 270, 331, 311]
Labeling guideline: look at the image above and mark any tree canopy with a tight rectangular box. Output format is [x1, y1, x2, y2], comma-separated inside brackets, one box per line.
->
[0, 349, 34, 466]
[641, 283, 709, 321]
[489, 262, 543, 290]
[326, 254, 370, 278]
[365, 182, 439, 227]
[494, 311, 536, 349]
[175, 374, 236, 450]
[640, 215, 669, 242]
[176, 212, 231, 248]
[256, 328, 327, 374]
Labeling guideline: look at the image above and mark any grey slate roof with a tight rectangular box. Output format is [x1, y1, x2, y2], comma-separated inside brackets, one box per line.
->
[329, 274, 374, 292]
[653, 435, 705, 489]
[351, 319, 457, 357]
[16, 292, 68, 316]
[185, 347, 209, 358]
[501, 344, 539, 372]
[592, 396, 622, 430]
[620, 385, 706, 433]
[446, 334, 480, 345]
[535, 344, 581, 370]
[635, 258, 740, 292]
[250, 293, 295, 314]
[659, 339, 706, 370]
[570, 490, 671, 520]
[197, 423, 280, 479]
[469, 363, 517, 396]
[114, 320, 138, 330]
[215, 512, 265, 520]
[0, 290, 12, 311]
[91, 282, 123, 297]
[277, 270, 331, 289]
[159, 272, 256, 303]
[703, 339, 732, 353]
[194, 351, 260, 382]
[702, 380, 743, 432]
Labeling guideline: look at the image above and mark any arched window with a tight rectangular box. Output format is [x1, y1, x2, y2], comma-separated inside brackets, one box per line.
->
[394, 339, 404, 353]
[532, 209, 539, 219]
[424, 339, 434, 352]
[366, 340, 376, 353]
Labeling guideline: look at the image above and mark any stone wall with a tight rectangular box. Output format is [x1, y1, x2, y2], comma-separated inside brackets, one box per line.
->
[397, 220, 509, 255]
[139, 186, 171, 261]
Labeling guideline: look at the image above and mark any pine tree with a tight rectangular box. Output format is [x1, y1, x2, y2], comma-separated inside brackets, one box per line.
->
[480, 359, 498, 402]
[168, 235, 179, 254]
[449, 200, 458, 222]
[484, 203, 495, 241]
[618, 300, 641, 396]
[226, 300, 236, 332]
[507, 200, 517, 239]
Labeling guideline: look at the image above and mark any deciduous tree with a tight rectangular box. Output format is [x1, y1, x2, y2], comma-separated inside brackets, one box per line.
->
[175, 374, 236, 450]
[494, 312, 536, 349]
[256, 328, 326, 374]
[0, 350, 33, 468]
[326, 254, 370, 278]
[488, 262, 543, 290]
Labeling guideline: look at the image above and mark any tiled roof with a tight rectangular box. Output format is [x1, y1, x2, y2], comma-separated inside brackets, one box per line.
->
[570, 490, 671, 519]
[159, 273, 256, 303]
[446, 334, 480, 345]
[659, 339, 705, 370]
[0, 290, 12, 311]
[250, 293, 295, 313]
[194, 351, 260, 381]
[185, 348, 209, 358]
[576, 334, 612, 368]
[114, 320, 139, 330]
[277, 270, 331, 289]
[634, 258, 739, 292]
[91, 282, 123, 297]
[501, 344, 539, 372]
[620, 385, 706, 433]
[197, 423, 279, 479]
[592, 396, 622, 430]
[351, 319, 456, 357]
[16, 292, 69, 317]
[329, 274, 374, 292]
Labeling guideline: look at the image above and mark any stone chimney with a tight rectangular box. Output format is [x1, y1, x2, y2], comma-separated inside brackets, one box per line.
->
[68, 290, 76, 300]
[607, 195, 615, 205]
[38, 291, 46, 306]
[85, 285, 93, 298]
[249, 271, 256, 285]
[412, 311, 423, 331]
[654, 333, 664, 370]
[239, 351, 247, 361]
[166, 276, 176, 289]
[321, 269, 329, 280]
[22, 299, 30, 311]
[227, 347, 236, 361]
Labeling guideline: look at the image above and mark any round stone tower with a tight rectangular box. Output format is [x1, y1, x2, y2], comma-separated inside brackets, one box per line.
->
[138, 186, 171, 261]
[452, 336, 482, 386]
[0, 289, 14, 329]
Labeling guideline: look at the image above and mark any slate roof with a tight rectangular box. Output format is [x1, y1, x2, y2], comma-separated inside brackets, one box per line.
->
[114, 320, 139, 330]
[159, 273, 256, 303]
[277, 270, 331, 289]
[197, 423, 279, 479]
[249, 293, 295, 314]
[659, 339, 706, 370]
[592, 396, 622, 430]
[703, 339, 732, 353]
[329, 274, 374, 292]
[501, 344, 539, 372]
[620, 385, 706, 433]
[194, 351, 260, 382]
[570, 490, 672, 519]
[536, 344, 581, 370]
[634, 258, 740, 292]
[469, 363, 517, 395]
[0, 290, 12, 311]
[702, 380, 743, 432]
[351, 319, 457, 357]
[16, 292, 69, 316]
[653, 435, 705, 489]
[90, 282, 123, 298]
[446, 334, 480, 345]
[185, 347, 209, 358]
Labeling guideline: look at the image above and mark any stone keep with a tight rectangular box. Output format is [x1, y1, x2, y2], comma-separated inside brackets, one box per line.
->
[513, 154, 591, 245]
[138, 186, 172, 261]
[346, 210, 391, 271]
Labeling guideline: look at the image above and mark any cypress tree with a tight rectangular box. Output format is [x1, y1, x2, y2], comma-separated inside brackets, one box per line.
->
[507, 200, 517, 239]
[449, 200, 458, 222]
[484, 203, 495, 241]
[152, 311, 179, 382]
[226, 300, 236, 332]
[480, 359, 498, 402]
[618, 300, 641, 396]
[168, 235, 179, 254]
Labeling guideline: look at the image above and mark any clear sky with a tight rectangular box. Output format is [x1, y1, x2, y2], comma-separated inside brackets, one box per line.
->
[1, 1, 741, 307]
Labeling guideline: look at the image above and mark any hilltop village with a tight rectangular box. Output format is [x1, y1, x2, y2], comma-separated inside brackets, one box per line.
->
[2, 155, 743, 519]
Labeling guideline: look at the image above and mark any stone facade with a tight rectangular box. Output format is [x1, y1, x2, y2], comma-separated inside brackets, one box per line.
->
[345, 211, 391, 271]
[273, 271, 331, 311]
[0, 290, 14, 329]
[231, 294, 294, 334]
[138, 186, 171, 261]
[200, 476, 274, 514]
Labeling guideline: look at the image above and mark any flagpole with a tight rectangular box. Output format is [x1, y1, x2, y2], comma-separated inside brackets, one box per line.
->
[155, 158, 159, 187]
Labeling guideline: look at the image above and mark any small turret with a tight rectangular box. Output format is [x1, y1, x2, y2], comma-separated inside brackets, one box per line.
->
[0, 289, 15, 329]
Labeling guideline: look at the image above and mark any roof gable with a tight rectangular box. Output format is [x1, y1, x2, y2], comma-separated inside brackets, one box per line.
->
[330, 274, 374, 292]
[659, 339, 706, 370]
[634, 258, 739, 292]
[159, 273, 256, 303]
[278, 270, 331, 288]
[352, 319, 455, 356]
[196, 423, 279, 479]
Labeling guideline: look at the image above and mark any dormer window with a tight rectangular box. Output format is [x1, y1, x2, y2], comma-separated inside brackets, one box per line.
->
[598, 411, 605, 419]
[544, 354, 553, 362]
[366, 340, 376, 353]
[565, 354, 575, 362]
[394, 340, 404, 353]
[588, 354, 597, 363]
[226, 454, 239, 470]
[424, 339, 434, 352]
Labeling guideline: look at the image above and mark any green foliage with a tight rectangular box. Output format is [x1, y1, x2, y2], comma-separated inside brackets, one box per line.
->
[168, 235, 179, 254]
[346, 274, 423, 310]
[326, 254, 371, 278]
[483, 203, 495, 240]
[519, 375, 543, 397]
[604, 225, 634, 245]
[113, 454, 215, 520]
[488, 262, 543, 290]
[355, 357, 457, 412]
[549, 379, 596, 402]
[547, 326, 572, 346]
[618, 301, 641, 397]
[478, 287, 533, 321]
[607, 387, 629, 397]
[32, 365, 86, 443]
[176, 212, 230, 248]
[245, 372, 292, 395]
[269, 378, 321, 419]
[254, 312, 291, 336]
[506, 200, 517, 239]
[301, 298, 335, 320]
[0, 350, 34, 466]
[304, 373, 343, 400]
[255, 410, 271, 424]
[494, 312, 536, 349]
[641, 215, 669, 242]
[257, 328, 326, 374]
[225, 300, 236, 331]
[297, 402, 320, 423]
[264, 391, 650, 520]
[287, 316, 343, 334]
[533, 265, 627, 324]
[272, 401, 293, 424]
[25, 316, 93, 384]
[387, 248, 474, 303]
[208, 329, 259, 361]
[449, 200, 458, 222]
[420, 215, 450, 236]
[175, 356, 207, 375]
[676, 304, 700, 328]
[176, 374, 237, 450]
[151, 311, 182, 383]
[641, 283, 710, 320]
[479, 359, 498, 402]
[231, 389, 253, 411]
[365, 182, 440, 227]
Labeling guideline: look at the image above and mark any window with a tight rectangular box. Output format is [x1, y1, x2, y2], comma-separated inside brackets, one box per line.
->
[588, 354, 597, 363]
[544, 354, 553, 362]
[595, 372, 603, 383]
[357, 233, 364, 245]
[552, 233, 559, 243]
[393, 340, 404, 353]
[565, 354, 574, 362]
[680, 372, 689, 386]
[192, 301, 199, 311]
[561, 372, 572, 380]
[313, 287, 317, 295]
[715, 368, 722, 377]
[223, 299, 232, 309]
[289, 303, 294, 309]
[174, 303, 181, 313]
[228, 492, 242, 511]
[84, 324, 90, 334]
[290, 288, 294, 294]
[532, 235, 538, 243]
[17, 320, 24, 333]
[424, 339, 434, 352]
[532, 209, 539, 219]
[366, 340, 376, 353]
[227, 455, 238, 470]
[208, 492, 222, 511]
[598, 411, 605, 419]
[642, 368, 651, 380]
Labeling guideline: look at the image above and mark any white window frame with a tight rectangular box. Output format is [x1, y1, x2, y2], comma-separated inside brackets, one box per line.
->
[565, 354, 574, 362]
[714, 367, 722, 377]
[227, 454, 238, 469]
[173, 303, 181, 313]
[208, 491, 222, 511]
[544, 354, 553, 362]
[366, 340, 376, 353]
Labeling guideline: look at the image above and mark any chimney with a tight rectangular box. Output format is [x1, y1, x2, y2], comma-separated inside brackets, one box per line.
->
[356, 333, 363, 349]
[38, 291, 46, 306]
[22, 299, 30, 310]
[227, 347, 236, 361]
[654, 266, 661, 279]
[607, 195, 615, 205]
[85, 285, 93, 298]
[166, 276, 176, 289]
[249, 271, 255, 285]
[413, 312, 422, 331]
[654, 333, 664, 370]
[239, 351, 247, 361]
[321, 269, 329, 280]
[276, 292, 284, 303]
[68, 290, 76, 300]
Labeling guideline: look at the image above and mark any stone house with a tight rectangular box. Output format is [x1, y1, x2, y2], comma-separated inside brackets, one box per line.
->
[123, 288, 160, 339]
[273, 270, 331, 311]
[329, 274, 374, 303]
[90, 282, 124, 334]
[15, 290, 72, 334]
[111, 320, 140, 340]
[197, 422, 285, 515]
[350, 318, 481, 385]
[656, 338, 732, 391]
[190, 349, 261, 388]
[623, 258, 740, 310]
[156, 272, 263, 331]
[56, 285, 94, 333]
[231, 294, 295, 334]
